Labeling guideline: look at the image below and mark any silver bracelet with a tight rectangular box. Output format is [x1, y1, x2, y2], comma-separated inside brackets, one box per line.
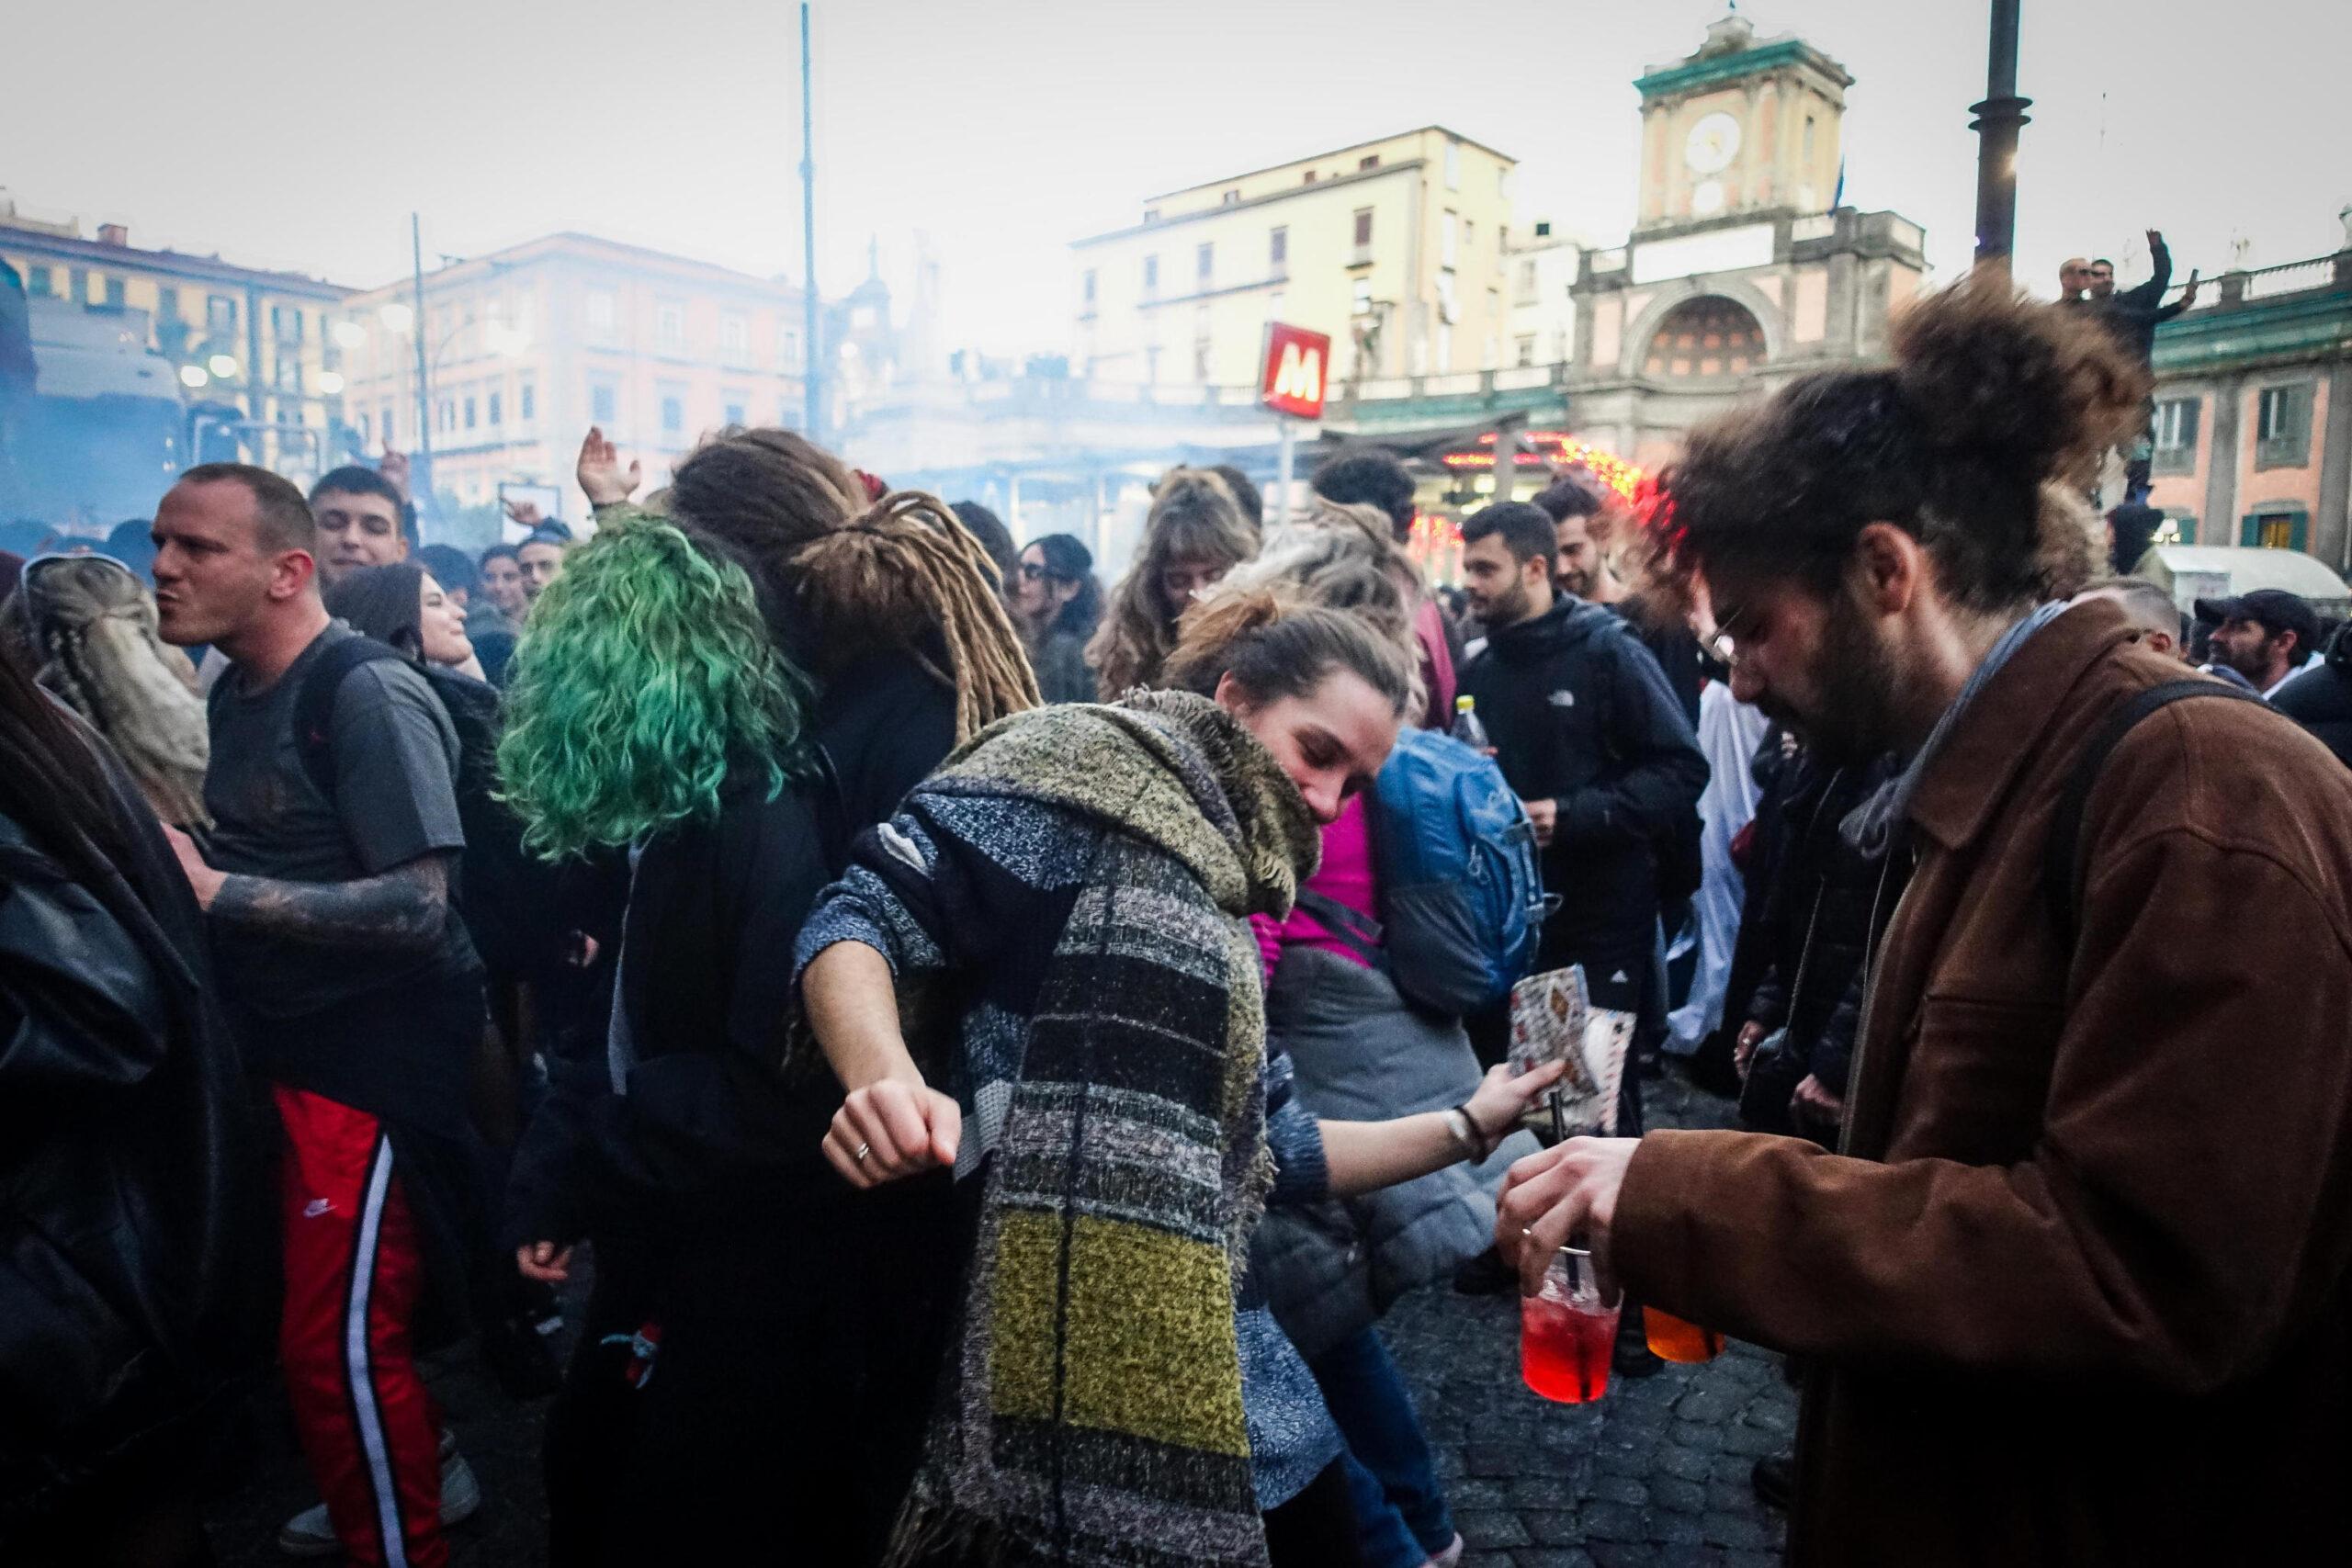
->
[1442, 1106, 1484, 1162]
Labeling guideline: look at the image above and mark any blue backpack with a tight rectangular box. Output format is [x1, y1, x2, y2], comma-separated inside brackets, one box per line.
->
[1301, 728, 1551, 1017]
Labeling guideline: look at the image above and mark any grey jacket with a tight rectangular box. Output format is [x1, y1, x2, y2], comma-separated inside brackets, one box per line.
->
[1251, 945, 1538, 1358]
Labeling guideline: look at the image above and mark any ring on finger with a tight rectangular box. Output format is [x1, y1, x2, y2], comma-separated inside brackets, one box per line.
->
[854, 1141, 872, 1164]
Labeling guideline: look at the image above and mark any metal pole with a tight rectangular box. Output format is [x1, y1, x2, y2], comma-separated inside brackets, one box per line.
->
[1275, 415, 1295, 528]
[410, 212, 434, 512]
[799, 3, 822, 441]
[1970, 0, 2031, 276]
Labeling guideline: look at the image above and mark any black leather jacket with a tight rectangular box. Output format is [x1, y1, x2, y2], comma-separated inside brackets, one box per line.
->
[0, 751, 266, 1521]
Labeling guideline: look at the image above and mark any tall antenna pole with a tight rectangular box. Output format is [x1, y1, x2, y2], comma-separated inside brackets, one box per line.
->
[799, 3, 822, 440]
[410, 211, 434, 511]
[1970, 0, 2030, 276]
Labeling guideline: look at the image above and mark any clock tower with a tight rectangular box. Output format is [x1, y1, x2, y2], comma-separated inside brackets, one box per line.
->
[1634, 11, 1852, 235]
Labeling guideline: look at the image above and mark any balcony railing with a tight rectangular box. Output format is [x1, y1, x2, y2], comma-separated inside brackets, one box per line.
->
[2165, 250, 2352, 310]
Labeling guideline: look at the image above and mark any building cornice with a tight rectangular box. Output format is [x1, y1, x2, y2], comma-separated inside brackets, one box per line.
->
[1634, 38, 1852, 101]
[1148, 124, 1515, 205]
[1072, 162, 1421, 251]
[0, 223, 354, 299]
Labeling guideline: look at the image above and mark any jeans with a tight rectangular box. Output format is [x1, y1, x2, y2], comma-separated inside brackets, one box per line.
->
[1311, 1328, 1453, 1568]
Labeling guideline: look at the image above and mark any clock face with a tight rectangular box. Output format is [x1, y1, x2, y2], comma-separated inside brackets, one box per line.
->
[1685, 111, 1742, 176]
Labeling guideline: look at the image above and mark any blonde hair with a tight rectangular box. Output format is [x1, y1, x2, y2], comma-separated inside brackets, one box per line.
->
[1088, 467, 1260, 694]
[4, 556, 209, 827]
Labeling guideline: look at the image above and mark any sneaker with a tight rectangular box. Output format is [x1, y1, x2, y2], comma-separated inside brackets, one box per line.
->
[1751, 1453, 1794, 1511]
[1423, 1534, 1465, 1568]
[276, 1452, 481, 1556]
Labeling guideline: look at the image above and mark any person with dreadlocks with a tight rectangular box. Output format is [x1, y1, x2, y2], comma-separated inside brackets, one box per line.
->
[502, 426, 1033, 1567]
[797, 592, 1564, 1568]
[3, 551, 209, 830]
[1088, 466, 1260, 696]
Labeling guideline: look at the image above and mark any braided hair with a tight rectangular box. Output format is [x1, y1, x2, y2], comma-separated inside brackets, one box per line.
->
[665, 428, 1037, 741]
[4, 554, 209, 829]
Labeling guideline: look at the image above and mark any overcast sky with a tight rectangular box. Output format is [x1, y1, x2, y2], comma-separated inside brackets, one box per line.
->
[9, 0, 2347, 362]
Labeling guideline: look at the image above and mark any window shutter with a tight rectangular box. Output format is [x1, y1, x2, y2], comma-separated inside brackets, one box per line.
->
[2289, 383, 2314, 466]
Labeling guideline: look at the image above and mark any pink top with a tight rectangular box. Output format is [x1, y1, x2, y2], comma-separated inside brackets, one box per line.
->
[1253, 795, 1380, 983]
[1414, 598, 1458, 731]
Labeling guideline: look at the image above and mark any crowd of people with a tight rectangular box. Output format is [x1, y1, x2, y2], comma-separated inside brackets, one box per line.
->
[3, 265, 2351, 1568]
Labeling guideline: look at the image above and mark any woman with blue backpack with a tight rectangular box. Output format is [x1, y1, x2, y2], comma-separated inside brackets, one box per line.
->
[1224, 525, 1550, 1568]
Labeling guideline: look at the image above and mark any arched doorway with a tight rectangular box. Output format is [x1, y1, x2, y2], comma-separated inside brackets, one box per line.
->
[1642, 297, 1767, 378]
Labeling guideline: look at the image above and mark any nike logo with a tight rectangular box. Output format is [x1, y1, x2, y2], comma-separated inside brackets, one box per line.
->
[303, 1199, 334, 1218]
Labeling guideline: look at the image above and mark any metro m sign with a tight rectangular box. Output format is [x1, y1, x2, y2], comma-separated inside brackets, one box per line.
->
[1260, 322, 1332, 421]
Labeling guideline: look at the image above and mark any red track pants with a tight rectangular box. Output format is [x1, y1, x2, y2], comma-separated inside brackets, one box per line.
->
[275, 1085, 446, 1568]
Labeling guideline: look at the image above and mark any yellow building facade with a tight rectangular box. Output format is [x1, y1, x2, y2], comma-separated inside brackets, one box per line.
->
[1072, 127, 1521, 390]
[1, 199, 356, 479]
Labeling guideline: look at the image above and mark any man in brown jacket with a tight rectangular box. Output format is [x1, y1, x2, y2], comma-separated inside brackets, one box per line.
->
[1498, 278, 2352, 1566]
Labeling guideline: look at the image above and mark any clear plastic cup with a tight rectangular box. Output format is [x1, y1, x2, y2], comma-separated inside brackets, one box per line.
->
[1520, 1247, 1622, 1403]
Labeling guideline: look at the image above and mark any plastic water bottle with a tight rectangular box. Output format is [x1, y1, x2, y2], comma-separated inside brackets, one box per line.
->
[1451, 694, 1489, 751]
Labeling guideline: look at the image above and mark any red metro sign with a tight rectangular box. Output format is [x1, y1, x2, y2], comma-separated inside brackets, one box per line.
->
[1259, 322, 1332, 421]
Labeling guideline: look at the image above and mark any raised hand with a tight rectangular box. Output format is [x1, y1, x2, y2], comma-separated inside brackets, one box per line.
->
[576, 425, 642, 507]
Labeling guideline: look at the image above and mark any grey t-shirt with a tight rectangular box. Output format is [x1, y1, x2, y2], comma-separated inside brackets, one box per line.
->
[205, 621, 475, 1018]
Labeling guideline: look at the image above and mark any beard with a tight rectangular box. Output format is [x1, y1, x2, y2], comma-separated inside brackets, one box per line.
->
[2215, 634, 2277, 682]
[1474, 579, 1534, 628]
[1555, 566, 1593, 599]
[1759, 592, 1906, 767]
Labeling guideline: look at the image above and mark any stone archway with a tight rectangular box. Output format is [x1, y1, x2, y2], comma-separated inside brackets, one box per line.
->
[1617, 276, 1787, 380]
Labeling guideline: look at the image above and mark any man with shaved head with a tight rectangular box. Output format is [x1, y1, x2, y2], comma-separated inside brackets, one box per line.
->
[2074, 577, 2189, 660]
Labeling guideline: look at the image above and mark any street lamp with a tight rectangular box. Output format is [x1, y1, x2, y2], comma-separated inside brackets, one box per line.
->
[208, 353, 240, 379]
[332, 319, 368, 351]
[178, 365, 210, 389]
[1971, 0, 2031, 276]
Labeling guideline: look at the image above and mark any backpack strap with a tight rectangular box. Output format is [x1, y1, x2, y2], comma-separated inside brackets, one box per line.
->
[291, 635, 408, 800]
[2045, 678, 2264, 945]
[1293, 888, 1389, 973]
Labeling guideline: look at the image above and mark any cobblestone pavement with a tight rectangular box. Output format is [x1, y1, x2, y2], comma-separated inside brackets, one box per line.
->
[205, 1068, 1790, 1565]
[1385, 1067, 1795, 1568]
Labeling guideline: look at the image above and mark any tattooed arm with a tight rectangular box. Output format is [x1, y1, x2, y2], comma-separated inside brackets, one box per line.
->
[162, 824, 451, 952]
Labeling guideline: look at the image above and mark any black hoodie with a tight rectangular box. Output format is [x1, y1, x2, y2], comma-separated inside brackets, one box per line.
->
[1460, 596, 1709, 956]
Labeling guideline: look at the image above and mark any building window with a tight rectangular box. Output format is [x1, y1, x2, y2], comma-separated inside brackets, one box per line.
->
[24, 265, 51, 297]
[661, 394, 684, 435]
[487, 391, 503, 426]
[1143, 254, 1159, 295]
[1269, 227, 1287, 272]
[1081, 268, 1097, 308]
[591, 382, 617, 423]
[657, 302, 686, 354]
[1143, 208, 1161, 224]
[1516, 335, 1538, 368]
[208, 295, 235, 328]
[2256, 382, 2314, 468]
[1197, 243, 1214, 286]
[357, 412, 371, 447]
[719, 312, 750, 367]
[1303, 171, 1318, 185]
[2152, 397, 2200, 475]
[723, 399, 747, 428]
[586, 289, 617, 343]
[1352, 209, 1374, 251]
[1442, 211, 1458, 269]
[1220, 188, 1240, 206]
[1359, 154, 1380, 172]
[1445, 142, 1461, 190]
[2244, 509, 2309, 551]
[104, 276, 126, 307]
[381, 404, 395, 444]
[519, 382, 536, 422]
[1351, 279, 1374, 316]
[439, 399, 457, 434]
[1803, 115, 1817, 166]
[273, 305, 303, 341]
[781, 329, 802, 369]
[463, 396, 477, 430]
[1268, 289, 1286, 321]
[277, 357, 301, 391]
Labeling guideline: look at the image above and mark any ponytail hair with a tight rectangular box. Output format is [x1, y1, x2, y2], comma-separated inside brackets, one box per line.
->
[1160, 587, 1413, 718]
[1644, 270, 2147, 615]
[666, 427, 1036, 743]
[785, 489, 1040, 740]
[497, 509, 813, 858]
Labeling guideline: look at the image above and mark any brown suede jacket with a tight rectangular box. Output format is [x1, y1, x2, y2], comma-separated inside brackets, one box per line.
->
[1616, 598, 2352, 1567]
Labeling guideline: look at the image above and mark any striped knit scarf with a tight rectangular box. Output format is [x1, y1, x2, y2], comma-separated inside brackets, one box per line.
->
[886, 692, 1317, 1568]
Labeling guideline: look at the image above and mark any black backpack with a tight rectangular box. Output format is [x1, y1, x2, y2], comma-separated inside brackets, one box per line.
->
[293, 637, 538, 975]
